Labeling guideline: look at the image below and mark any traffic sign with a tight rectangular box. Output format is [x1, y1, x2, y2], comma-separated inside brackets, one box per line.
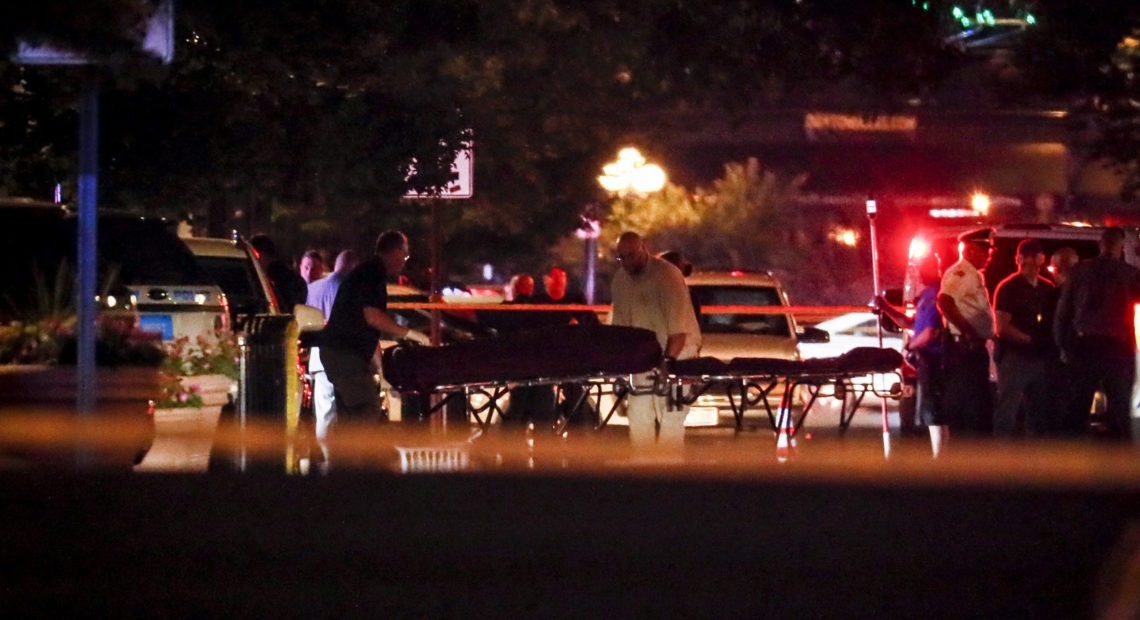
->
[404, 148, 474, 200]
[12, 0, 174, 65]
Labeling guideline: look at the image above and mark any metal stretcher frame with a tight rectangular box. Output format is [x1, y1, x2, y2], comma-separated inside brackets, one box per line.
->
[661, 349, 903, 436]
[661, 373, 901, 435]
[406, 363, 898, 439]
[403, 372, 644, 434]
[384, 331, 901, 437]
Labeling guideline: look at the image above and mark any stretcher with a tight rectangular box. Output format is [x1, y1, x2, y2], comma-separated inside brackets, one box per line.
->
[381, 325, 663, 432]
[382, 325, 902, 436]
[660, 347, 903, 435]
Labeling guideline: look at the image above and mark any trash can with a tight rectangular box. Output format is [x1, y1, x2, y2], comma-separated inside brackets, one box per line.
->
[208, 314, 297, 472]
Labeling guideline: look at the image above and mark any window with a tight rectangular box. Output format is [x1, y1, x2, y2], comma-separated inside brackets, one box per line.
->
[691, 285, 791, 337]
[196, 255, 269, 315]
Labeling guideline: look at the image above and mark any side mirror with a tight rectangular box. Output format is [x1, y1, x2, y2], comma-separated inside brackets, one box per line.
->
[293, 304, 325, 333]
[798, 325, 830, 344]
[879, 314, 903, 334]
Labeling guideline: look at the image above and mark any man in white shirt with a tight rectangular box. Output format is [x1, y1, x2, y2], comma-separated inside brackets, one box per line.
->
[609, 232, 701, 451]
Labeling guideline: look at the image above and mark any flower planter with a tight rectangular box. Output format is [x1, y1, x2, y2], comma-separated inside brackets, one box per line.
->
[0, 364, 163, 467]
[137, 373, 235, 472]
[174, 373, 236, 408]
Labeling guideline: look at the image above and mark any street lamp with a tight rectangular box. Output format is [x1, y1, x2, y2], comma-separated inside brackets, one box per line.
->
[585, 147, 667, 303]
[598, 147, 667, 195]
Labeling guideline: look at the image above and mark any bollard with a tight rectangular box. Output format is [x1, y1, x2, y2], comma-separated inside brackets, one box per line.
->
[237, 332, 248, 472]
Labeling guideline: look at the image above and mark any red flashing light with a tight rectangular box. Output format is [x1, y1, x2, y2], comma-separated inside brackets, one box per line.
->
[971, 193, 991, 214]
[729, 270, 745, 277]
[908, 238, 931, 261]
[1135, 303, 1140, 351]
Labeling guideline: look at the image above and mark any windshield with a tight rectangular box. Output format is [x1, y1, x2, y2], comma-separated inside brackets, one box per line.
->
[690, 285, 791, 337]
[196, 255, 271, 315]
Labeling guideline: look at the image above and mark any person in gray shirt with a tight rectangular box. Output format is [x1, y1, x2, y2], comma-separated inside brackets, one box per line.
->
[305, 249, 358, 468]
[1054, 227, 1140, 440]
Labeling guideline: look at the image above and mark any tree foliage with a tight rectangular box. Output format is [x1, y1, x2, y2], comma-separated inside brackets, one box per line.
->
[606, 157, 804, 269]
[602, 157, 870, 304]
[1002, 1, 1140, 199]
[0, 0, 962, 272]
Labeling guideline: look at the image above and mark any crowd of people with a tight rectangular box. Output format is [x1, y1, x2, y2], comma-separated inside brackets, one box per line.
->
[245, 223, 1140, 466]
[879, 226, 1140, 457]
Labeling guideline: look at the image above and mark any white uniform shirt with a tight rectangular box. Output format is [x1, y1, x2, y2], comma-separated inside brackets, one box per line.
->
[609, 257, 701, 359]
[940, 257, 995, 339]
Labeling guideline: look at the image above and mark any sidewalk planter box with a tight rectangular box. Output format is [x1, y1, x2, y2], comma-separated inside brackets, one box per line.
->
[0, 365, 162, 468]
[138, 373, 235, 473]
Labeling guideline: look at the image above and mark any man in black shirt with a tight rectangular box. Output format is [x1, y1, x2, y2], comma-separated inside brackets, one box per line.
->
[1054, 227, 1140, 440]
[993, 239, 1057, 436]
[249, 234, 308, 311]
[320, 231, 429, 421]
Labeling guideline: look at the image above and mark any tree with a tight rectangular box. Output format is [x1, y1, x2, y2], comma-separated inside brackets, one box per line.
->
[601, 157, 871, 304]
[0, 0, 965, 272]
[1001, 1, 1140, 201]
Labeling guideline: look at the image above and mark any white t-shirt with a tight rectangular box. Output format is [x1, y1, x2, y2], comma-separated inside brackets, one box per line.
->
[940, 258, 995, 339]
[609, 257, 701, 359]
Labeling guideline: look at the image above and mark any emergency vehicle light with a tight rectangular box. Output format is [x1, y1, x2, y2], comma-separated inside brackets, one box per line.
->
[908, 238, 931, 260]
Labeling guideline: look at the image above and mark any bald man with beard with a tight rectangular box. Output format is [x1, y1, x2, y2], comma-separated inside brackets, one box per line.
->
[609, 232, 701, 451]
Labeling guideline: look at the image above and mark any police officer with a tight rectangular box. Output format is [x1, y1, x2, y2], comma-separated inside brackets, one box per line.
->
[937, 228, 996, 438]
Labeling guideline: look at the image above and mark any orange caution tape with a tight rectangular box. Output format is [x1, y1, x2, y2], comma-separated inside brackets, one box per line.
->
[389, 302, 870, 317]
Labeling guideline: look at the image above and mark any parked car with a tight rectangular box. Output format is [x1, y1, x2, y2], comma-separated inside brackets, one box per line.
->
[797, 311, 904, 412]
[605, 270, 828, 428]
[182, 236, 281, 330]
[0, 199, 222, 466]
[130, 283, 230, 343]
[0, 199, 227, 345]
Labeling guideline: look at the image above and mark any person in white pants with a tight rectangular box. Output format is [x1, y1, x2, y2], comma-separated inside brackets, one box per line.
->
[305, 250, 358, 465]
[609, 232, 701, 453]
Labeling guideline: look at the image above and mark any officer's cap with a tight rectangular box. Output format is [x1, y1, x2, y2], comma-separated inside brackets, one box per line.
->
[958, 228, 994, 247]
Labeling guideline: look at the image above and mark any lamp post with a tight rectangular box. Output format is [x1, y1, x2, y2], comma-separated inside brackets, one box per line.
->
[576, 204, 602, 304]
[588, 147, 667, 302]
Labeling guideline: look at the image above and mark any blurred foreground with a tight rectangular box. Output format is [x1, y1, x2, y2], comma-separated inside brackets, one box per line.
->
[3, 413, 1140, 617]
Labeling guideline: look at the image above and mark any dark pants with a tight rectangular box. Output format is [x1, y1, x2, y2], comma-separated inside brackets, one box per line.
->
[559, 382, 599, 427]
[1068, 335, 1135, 441]
[942, 340, 993, 436]
[320, 346, 383, 421]
[994, 350, 1054, 437]
[506, 385, 557, 426]
[915, 358, 944, 427]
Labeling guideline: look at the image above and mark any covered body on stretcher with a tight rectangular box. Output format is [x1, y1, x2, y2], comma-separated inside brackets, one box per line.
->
[381, 325, 902, 435]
